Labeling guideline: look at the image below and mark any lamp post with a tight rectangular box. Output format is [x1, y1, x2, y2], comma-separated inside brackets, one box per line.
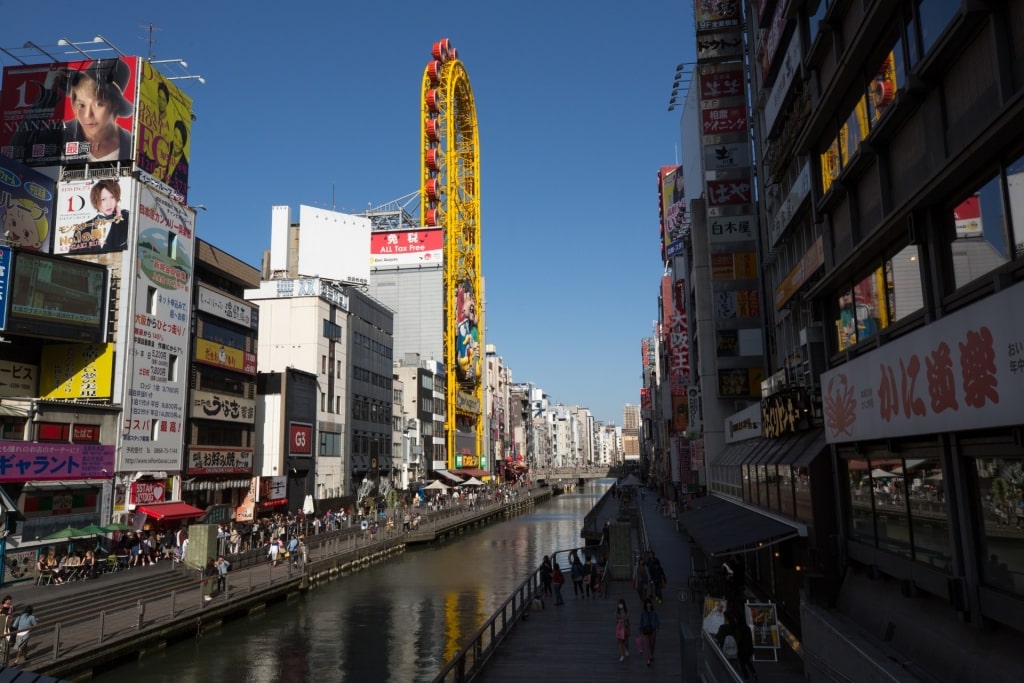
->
[668, 62, 696, 112]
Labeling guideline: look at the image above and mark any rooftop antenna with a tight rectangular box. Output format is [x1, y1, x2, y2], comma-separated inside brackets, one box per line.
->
[144, 23, 162, 60]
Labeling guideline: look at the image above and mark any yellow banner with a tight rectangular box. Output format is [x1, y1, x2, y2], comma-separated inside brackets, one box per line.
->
[40, 343, 114, 399]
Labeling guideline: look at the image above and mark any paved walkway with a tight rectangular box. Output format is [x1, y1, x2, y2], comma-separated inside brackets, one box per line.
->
[477, 487, 808, 682]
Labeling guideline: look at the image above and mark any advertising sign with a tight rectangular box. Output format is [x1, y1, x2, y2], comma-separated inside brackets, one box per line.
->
[745, 602, 781, 649]
[696, 32, 744, 62]
[289, 422, 313, 457]
[0, 246, 9, 329]
[197, 284, 256, 329]
[699, 68, 744, 101]
[670, 276, 691, 394]
[775, 236, 825, 310]
[0, 156, 56, 253]
[822, 280, 1024, 443]
[706, 178, 753, 207]
[53, 177, 135, 255]
[39, 342, 114, 399]
[121, 185, 194, 471]
[709, 214, 755, 243]
[135, 60, 192, 202]
[187, 447, 253, 475]
[0, 359, 38, 397]
[370, 228, 443, 267]
[694, 0, 742, 32]
[701, 106, 748, 137]
[454, 280, 481, 384]
[6, 250, 107, 341]
[0, 443, 114, 482]
[129, 480, 167, 505]
[259, 476, 287, 501]
[0, 57, 139, 166]
[194, 338, 257, 375]
[190, 388, 256, 424]
[704, 142, 751, 172]
[953, 195, 982, 238]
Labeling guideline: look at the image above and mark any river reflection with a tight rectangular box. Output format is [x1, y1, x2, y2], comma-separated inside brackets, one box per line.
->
[97, 480, 610, 683]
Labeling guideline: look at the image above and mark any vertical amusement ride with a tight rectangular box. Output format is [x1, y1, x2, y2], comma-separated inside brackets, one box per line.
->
[420, 38, 484, 473]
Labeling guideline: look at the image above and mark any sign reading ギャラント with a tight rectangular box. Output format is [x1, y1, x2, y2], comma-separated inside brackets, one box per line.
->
[822, 280, 1024, 443]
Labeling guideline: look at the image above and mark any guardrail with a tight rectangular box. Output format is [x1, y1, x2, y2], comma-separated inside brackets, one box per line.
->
[430, 568, 541, 683]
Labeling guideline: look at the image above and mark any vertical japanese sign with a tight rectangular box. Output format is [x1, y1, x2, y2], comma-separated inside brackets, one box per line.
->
[135, 60, 192, 202]
[120, 186, 195, 471]
[0, 246, 9, 329]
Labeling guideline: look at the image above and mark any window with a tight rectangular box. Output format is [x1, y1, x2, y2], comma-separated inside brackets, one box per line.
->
[319, 431, 342, 457]
[1010, 153, 1024, 259]
[147, 286, 157, 315]
[322, 355, 327, 375]
[914, 0, 959, 58]
[974, 452, 1024, 596]
[37, 422, 70, 442]
[834, 240, 923, 352]
[169, 354, 178, 382]
[949, 173, 1013, 290]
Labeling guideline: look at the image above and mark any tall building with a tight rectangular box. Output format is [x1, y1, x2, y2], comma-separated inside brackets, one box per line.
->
[670, 1, 1024, 678]
[622, 404, 641, 461]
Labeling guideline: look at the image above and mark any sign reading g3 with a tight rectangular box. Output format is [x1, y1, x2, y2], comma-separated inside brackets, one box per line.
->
[289, 422, 313, 457]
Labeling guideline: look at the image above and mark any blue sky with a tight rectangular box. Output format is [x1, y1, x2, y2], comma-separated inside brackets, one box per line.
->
[1, 1, 697, 426]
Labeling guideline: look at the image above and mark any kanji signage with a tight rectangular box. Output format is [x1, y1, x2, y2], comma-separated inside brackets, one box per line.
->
[823, 280, 1024, 442]
[187, 448, 253, 475]
[0, 443, 114, 482]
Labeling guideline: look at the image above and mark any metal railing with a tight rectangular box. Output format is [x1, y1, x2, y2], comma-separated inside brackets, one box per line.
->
[431, 568, 541, 683]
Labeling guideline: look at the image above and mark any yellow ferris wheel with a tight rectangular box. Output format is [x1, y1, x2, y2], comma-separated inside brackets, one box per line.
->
[420, 38, 483, 473]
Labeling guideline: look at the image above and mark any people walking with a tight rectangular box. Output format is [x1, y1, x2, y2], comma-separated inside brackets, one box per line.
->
[9, 605, 37, 666]
[614, 598, 631, 662]
[216, 556, 230, 593]
[570, 553, 585, 598]
[0, 595, 13, 664]
[583, 556, 595, 598]
[202, 557, 217, 602]
[732, 612, 758, 680]
[639, 598, 661, 666]
[647, 552, 665, 603]
[539, 555, 553, 597]
[552, 562, 566, 605]
[635, 557, 651, 601]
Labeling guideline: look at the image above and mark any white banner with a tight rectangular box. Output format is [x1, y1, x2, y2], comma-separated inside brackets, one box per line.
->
[197, 285, 255, 329]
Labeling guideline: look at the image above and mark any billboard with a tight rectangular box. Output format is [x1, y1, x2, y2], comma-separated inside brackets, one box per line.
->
[39, 342, 114, 398]
[6, 250, 107, 341]
[370, 228, 443, 267]
[0, 57, 139, 166]
[194, 338, 257, 375]
[187, 447, 253, 475]
[0, 359, 38, 397]
[0, 156, 57, 253]
[455, 280, 481, 383]
[135, 60, 192, 202]
[120, 185, 195, 471]
[53, 176, 135, 254]
[197, 284, 257, 329]
[0, 443, 114, 482]
[0, 246, 8, 329]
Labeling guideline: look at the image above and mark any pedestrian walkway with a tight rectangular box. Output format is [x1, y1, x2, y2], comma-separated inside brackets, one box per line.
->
[476, 487, 808, 682]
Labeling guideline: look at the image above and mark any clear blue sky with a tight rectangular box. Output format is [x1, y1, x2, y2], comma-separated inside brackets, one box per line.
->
[1, 1, 697, 426]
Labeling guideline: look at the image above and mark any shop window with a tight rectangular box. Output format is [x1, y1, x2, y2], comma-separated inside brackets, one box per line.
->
[835, 267, 887, 351]
[37, 422, 70, 442]
[779, 466, 795, 518]
[950, 174, 1012, 290]
[864, 457, 913, 558]
[868, 46, 903, 125]
[840, 95, 870, 167]
[762, 465, 775, 511]
[0, 418, 25, 441]
[886, 244, 923, 323]
[846, 457, 877, 545]
[903, 457, 951, 572]
[793, 466, 813, 524]
[974, 455, 1024, 596]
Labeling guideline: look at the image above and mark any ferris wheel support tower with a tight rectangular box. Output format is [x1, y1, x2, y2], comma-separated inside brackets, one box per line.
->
[420, 38, 484, 474]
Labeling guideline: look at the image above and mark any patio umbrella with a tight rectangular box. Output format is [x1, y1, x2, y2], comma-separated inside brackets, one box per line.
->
[871, 468, 895, 478]
[459, 476, 486, 486]
[423, 480, 450, 490]
[100, 522, 134, 532]
[41, 526, 88, 541]
[76, 524, 108, 536]
[303, 494, 315, 515]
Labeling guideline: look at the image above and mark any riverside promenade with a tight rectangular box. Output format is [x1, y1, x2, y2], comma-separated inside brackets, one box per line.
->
[0, 487, 545, 681]
[475, 488, 808, 683]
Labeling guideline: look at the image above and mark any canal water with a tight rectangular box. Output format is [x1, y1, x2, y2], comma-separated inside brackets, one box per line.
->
[95, 480, 611, 683]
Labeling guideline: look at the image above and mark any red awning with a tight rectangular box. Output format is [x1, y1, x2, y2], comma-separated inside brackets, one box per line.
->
[136, 502, 205, 521]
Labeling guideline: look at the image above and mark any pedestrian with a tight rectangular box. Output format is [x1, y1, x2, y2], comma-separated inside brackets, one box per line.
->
[614, 598, 631, 662]
[539, 555, 553, 597]
[287, 535, 300, 565]
[552, 561, 566, 605]
[582, 556, 595, 598]
[733, 614, 757, 679]
[0, 595, 13, 664]
[639, 598, 661, 667]
[202, 557, 217, 602]
[9, 605, 37, 666]
[216, 556, 230, 593]
[267, 537, 281, 567]
[570, 553, 585, 598]
[635, 557, 651, 601]
[647, 552, 665, 603]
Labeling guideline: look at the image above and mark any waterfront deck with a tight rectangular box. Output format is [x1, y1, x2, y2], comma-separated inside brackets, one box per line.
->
[476, 490, 808, 682]
[0, 488, 545, 680]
